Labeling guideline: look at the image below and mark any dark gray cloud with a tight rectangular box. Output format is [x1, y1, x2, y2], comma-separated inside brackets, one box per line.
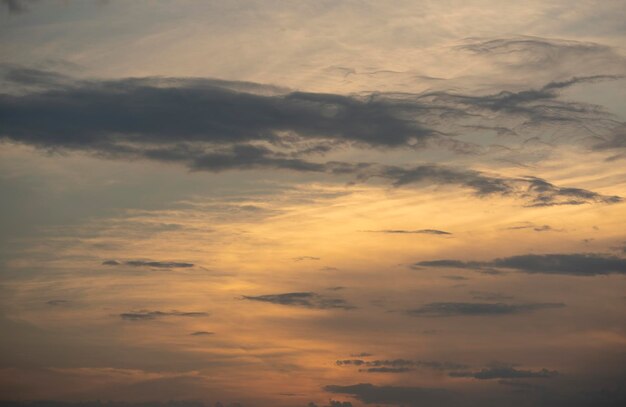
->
[1, 0, 38, 14]
[363, 367, 412, 373]
[190, 331, 214, 336]
[46, 299, 69, 306]
[336, 359, 467, 372]
[593, 124, 626, 159]
[242, 292, 354, 310]
[324, 383, 454, 406]
[120, 310, 209, 321]
[367, 229, 451, 235]
[0, 67, 433, 150]
[407, 302, 565, 317]
[415, 253, 626, 276]
[1, 67, 620, 207]
[103, 260, 194, 268]
[449, 366, 559, 380]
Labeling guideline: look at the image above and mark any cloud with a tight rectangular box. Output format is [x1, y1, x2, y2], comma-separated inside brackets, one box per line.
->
[1, 67, 621, 207]
[103, 260, 194, 268]
[336, 359, 467, 371]
[46, 299, 69, 306]
[241, 292, 354, 310]
[449, 366, 559, 380]
[190, 331, 214, 336]
[367, 229, 451, 235]
[0, 68, 434, 150]
[593, 124, 626, 159]
[366, 165, 620, 206]
[457, 36, 626, 75]
[415, 253, 626, 276]
[119, 310, 209, 321]
[407, 302, 565, 317]
[292, 256, 321, 261]
[363, 367, 412, 373]
[506, 223, 555, 232]
[324, 383, 454, 406]
[1, 0, 38, 14]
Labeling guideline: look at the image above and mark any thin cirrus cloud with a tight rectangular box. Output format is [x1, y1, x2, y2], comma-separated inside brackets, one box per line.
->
[366, 229, 452, 235]
[414, 253, 626, 276]
[102, 260, 195, 268]
[119, 310, 209, 321]
[241, 292, 354, 310]
[448, 365, 559, 380]
[336, 358, 468, 372]
[406, 302, 565, 317]
[190, 331, 214, 336]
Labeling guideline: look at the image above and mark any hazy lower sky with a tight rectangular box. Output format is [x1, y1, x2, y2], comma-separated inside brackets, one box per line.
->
[1, 1, 625, 406]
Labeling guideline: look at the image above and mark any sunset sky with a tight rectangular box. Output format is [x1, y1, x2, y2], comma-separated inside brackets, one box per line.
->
[1, 1, 626, 406]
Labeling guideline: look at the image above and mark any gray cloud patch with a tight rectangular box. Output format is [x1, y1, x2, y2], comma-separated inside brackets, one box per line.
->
[1, 0, 38, 14]
[415, 253, 626, 276]
[242, 292, 354, 310]
[407, 302, 565, 317]
[103, 260, 194, 268]
[367, 229, 451, 235]
[336, 359, 467, 372]
[363, 367, 412, 373]
[120, 310, 209, 321]
[324, 383, 454, 406]
[46, 299, 69, 306]
[449, 366, 559, 380]
[190, 331, 214, 336]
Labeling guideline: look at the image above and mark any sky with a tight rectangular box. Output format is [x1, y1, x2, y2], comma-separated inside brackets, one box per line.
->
[0, 1, 626, 406]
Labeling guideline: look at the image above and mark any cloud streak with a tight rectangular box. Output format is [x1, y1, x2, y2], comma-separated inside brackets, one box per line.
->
[449, 366, 558, 380]
[103, 260, 194, 268]
[119, 310, 209, 321]
[407, 302, 565, 317]
[242, 292, 354, 310]
[415, 253, 626, 276]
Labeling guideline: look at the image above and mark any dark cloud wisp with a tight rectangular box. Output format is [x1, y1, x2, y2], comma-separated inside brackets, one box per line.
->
[119, 310, 209, 321]
[407, 302, 565, 317]
[103, 260, 194, 268]
[449, 366, 559, 380]
[242, 292, 354, 310]
[414, 253, 626, 276]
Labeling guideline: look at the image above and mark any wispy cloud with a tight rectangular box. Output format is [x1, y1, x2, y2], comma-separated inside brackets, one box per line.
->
[119, 310, 209, 321]
[407, 302, 565, 317]
[103, 260, 194, 268]
[449, 365, 558, 380]
[414, 253, 626, 276]
[242, 292, 353, 310]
